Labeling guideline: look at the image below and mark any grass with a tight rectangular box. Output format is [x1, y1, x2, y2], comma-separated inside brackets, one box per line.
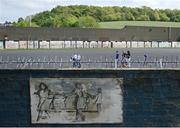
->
[99, 21, 180, 29]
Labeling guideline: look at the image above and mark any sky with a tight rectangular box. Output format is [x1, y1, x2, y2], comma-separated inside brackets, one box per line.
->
[0, 0, 180, 23]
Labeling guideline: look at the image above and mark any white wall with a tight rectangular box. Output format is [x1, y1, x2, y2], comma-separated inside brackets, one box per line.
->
[0, 41, 3, 49]
[6, 41, 19, 49]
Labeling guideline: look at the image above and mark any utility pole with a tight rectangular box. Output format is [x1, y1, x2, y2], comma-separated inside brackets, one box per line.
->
[169, 23, 172, 47]
[168, 24, 171, 41]
[29, 15, 32, 27]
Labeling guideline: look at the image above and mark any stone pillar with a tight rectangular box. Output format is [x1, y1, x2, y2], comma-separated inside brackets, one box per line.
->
[111, 41, 113, 48]
[88, 41, 90, 48]
[48, 41, 51, 49]
[151, 41, 153, 48]
[33, 41, 35, 49]
[75, 41, 77, 49]
[101, 41, 103, 48]
[137, 41, 139, 48]
[18, 41, 20, 49]
[130, 41, 132, 48]
[158, 42, 160, 48]
[70, 41, 72, 48]
[83, 41, 85, 48]
[170, 41, 173, 48]
[62, 41, 64, 48]
[38, 40, 40, 49]
[64, 41, 66, 48]
[27, 40, 28, 49]
[144, 41, 146, 48]
[3, 40, 6, 49]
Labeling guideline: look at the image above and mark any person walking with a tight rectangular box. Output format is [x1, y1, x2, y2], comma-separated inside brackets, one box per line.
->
[70, 53, 77, 68]
[126, 50, 131, 68]
[115, 50, 119, 68]
[121, 51, 126, 67]
[143, 54, 147, 67]
[77, 53, 81, 68]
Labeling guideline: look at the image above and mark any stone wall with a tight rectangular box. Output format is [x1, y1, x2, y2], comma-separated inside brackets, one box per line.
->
[0, 69, 179, 126]
[1, 26, 180, 41]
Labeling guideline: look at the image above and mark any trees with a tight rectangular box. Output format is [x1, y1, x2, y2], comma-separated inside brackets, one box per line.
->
[78, 16, 99, 28]
[61, 15, 78, 27]
[14, 20, 38, 27]
[13, 5, 180, 28]
[125, 12, 135, 21]
[51, 16, 62, 27]
[159, 13, 170, 21]
[149, 11, 160, 21]
[137, 15, 150, 21]
[18, 17, 24, 23]
[31, 11, 53, 27]
[14, 17, 38, 27]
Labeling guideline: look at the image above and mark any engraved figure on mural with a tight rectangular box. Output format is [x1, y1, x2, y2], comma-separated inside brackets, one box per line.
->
[34, 82, 51, 121]
[71, 82, 86, 121]
[94, 88, 102, 113]
[30, 78, 123, 123]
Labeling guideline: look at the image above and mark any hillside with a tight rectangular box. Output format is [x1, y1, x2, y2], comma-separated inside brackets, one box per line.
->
[99, 21, 180, 29]
[14, 5, 180, 28]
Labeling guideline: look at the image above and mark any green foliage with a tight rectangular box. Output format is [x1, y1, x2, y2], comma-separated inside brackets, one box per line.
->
[18, 17, 24, 23]
[14, 5, 180, 28]
[137, 15, 150, 21]
[125, 12, 135, 20]
[78, 16, 99, 28]
[61, 15, 78, 27]
[149, 11, 160, 21]
[31, 11, 53, 27]
[14, 17, 38, 27]
[159, 13, 170, 21]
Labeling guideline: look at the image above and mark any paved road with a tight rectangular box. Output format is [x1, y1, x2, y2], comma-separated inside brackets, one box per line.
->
[0, 48, 180, 69]
[0, 48, 180, 59]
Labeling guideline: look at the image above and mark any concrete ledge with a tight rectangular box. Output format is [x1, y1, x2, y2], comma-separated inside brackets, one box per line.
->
[0, 68, 180, 71]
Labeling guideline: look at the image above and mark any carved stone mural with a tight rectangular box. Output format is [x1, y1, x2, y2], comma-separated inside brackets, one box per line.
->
[30, 78, 123, 123]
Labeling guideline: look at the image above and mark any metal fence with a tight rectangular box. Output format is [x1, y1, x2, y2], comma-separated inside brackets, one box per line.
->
[0, 55, 180, 69]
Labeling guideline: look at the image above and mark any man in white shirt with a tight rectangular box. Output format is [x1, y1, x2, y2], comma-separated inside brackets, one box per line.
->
[77, 53, 81, 68]
[70, 53, 77, 68]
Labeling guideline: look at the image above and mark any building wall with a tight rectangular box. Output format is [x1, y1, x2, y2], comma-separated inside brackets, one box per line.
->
[0, 69, 179, 126]
[1, 26, 180, 41]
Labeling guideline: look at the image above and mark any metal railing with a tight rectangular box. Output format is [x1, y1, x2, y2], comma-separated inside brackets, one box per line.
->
[0, 55, 180, 69]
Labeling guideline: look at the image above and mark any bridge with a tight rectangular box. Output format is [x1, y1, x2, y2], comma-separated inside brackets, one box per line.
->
[0, 26, 180, 127]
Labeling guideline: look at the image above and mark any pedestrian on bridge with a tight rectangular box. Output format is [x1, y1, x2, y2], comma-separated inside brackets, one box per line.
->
[70, 53, 77, 68]
[143, 54, 148, 67]
[115, 50, 120, 68]
[125, 50, 131, 68]
[77, 53, 81, 68]
[121, 51, 126, 68]
[70, 53, 81, 68]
